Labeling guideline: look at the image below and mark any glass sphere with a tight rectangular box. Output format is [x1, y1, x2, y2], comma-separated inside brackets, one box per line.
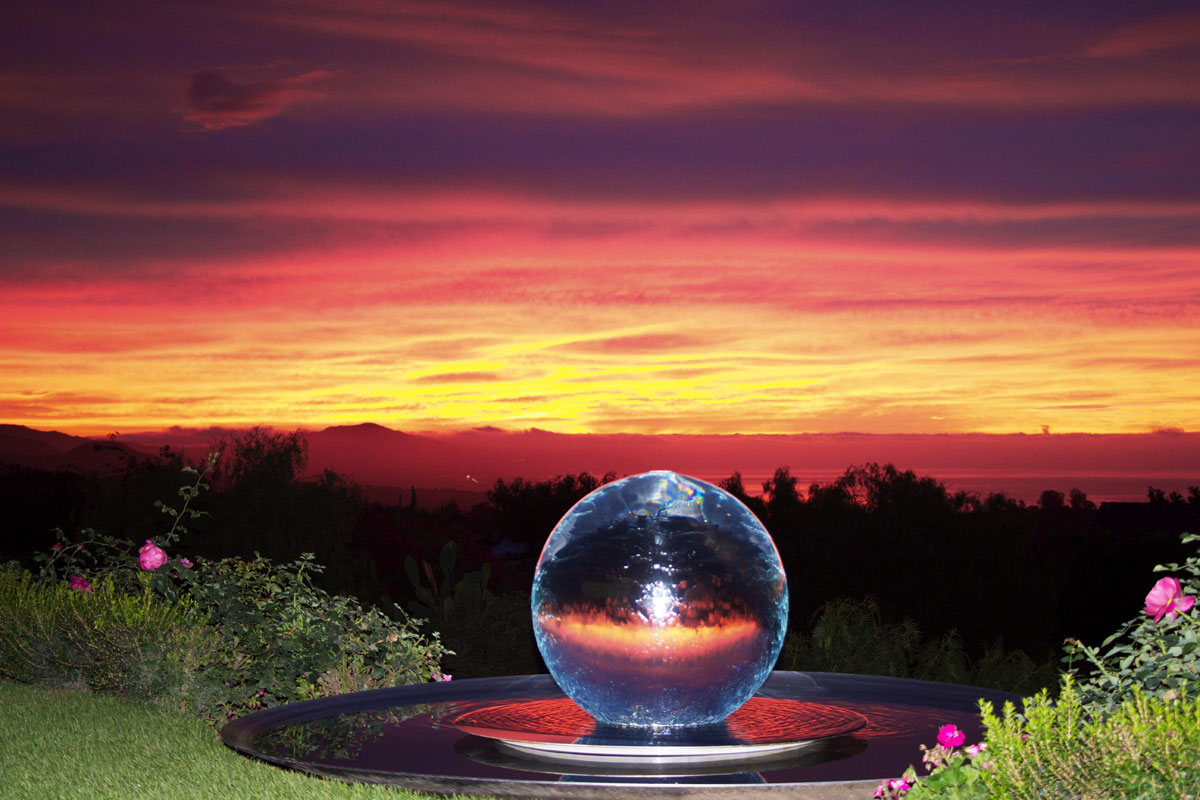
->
[531, 470, 788, 728]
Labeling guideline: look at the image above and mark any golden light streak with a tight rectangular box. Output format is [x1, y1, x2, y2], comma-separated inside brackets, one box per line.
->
[538, 611, 764, 659]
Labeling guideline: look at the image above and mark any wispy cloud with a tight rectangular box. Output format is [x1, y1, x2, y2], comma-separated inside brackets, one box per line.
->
[181, 66, 333, 130]
[1083, 10, 1200, 59]
[551, 333, 718, 354]
[411, 371, 506, 384]
[209, 0, 1200, 115]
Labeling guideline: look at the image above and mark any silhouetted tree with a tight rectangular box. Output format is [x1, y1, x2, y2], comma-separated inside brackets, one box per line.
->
[835, 463, 954, 521]
[1069, 488, 1095, 512]
[1039, 490, 1066, 512]
[761, 466, 801, 527]
[487, 472, 616, 555]
[212, 427, 308, 492]
[951, 490, 981, 513]
[982, 492, 1024, 513]
[200, 429, 379, 602]
[718, 471, 768, 521]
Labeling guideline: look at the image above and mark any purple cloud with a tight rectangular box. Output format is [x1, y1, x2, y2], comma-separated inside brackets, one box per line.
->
[182, 67, 332, 131]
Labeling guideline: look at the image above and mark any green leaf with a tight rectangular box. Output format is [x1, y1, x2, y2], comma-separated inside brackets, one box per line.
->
[439, 540, 457, 582]
[939, 765, 967, 787]
[403, 556, 420, 589]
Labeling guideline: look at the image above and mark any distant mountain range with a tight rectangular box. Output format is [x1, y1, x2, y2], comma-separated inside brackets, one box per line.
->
[0, 425, 149, 474]
[2, 423, 1197, 504]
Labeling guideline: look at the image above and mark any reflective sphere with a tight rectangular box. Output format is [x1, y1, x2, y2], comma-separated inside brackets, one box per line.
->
[531, 470, 788, 728]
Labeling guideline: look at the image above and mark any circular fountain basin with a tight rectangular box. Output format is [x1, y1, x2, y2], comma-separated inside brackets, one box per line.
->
[454, 695, 866, 768]
[221, 671, 1018, 798]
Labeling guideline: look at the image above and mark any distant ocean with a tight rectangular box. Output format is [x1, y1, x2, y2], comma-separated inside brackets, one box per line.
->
[692, 471, 1196, 505]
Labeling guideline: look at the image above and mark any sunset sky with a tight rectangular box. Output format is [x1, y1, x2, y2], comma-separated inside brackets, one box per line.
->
[3, 1, 1199, 437]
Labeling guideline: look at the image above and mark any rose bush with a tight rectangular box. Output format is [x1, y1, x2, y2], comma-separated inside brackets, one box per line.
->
[1063, 532, 1200, 715]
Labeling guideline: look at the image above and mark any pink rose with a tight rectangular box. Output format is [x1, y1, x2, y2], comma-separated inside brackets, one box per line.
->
[138, 540, 168, 571]
[68, 575, 93, 594]
[936, 724, 966, 747]
[1145, 577, 1196, 622]
[179, 557, 193, 569]
[53, 542, 64, 552]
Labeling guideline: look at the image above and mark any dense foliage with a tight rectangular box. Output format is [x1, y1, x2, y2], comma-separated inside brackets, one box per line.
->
[881, 532, 1200, 799]
[2, 428, 1197, 689]
[780, 598, 1056, 696]
[0, 455, 447, 725]
[748, 463, 1196, 661]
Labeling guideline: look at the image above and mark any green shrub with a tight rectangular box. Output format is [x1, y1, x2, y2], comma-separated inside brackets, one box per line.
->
[890, 679, 1200, 800]
[0, 563, 220, 712]
[177, 552, 448, 717]
[974, 678, 1200, 800]
[434, 590, 544, 679]
[404, 540, 496, 633]
[3, 551, 449, 725]
[6, 452, 450, 725]
[779, 597, 1055, 695]
[401, 540, 542, 678]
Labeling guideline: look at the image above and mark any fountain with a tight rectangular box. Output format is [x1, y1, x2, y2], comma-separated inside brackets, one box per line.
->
[222, 471, 1017, 797]
[531, 471, 789, 729]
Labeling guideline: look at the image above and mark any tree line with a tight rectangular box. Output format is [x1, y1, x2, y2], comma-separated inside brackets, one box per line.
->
[2, 429, 1196, 669]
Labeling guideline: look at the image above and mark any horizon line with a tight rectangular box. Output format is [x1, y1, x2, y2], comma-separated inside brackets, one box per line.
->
[7, 421, 1193, 440]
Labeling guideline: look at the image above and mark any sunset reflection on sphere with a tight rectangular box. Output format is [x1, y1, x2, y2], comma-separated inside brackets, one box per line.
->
[531, 470, 788, 728]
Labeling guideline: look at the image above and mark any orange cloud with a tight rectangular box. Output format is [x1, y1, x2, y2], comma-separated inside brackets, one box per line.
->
[3, 194, 1196, 436]
[411, 371, 507, 384]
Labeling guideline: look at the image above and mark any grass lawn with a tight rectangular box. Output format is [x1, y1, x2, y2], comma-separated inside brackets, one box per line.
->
[0, 681, 486, 800]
